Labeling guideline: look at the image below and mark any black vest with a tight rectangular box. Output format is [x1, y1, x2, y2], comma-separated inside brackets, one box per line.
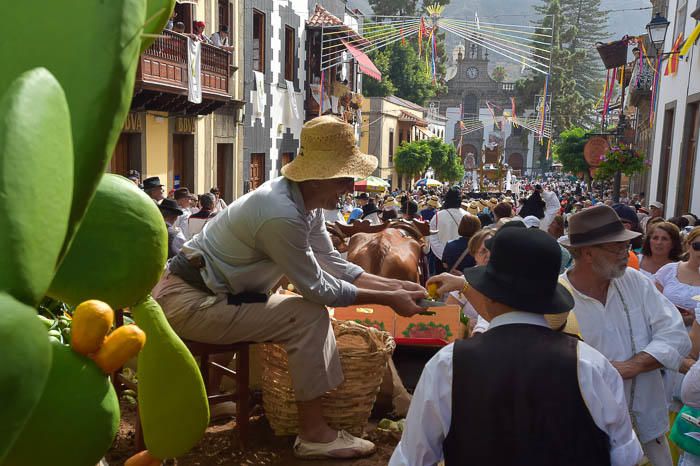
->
[443, 324, 610, 466]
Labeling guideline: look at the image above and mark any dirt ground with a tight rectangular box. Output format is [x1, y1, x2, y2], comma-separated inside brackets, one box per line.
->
[106, 401, 399, 466]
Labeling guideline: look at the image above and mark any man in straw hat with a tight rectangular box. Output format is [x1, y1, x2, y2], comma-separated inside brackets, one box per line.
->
[391, 227, 643, 465]
[560, 204, 692, 466]
[154, 116, 427, 459]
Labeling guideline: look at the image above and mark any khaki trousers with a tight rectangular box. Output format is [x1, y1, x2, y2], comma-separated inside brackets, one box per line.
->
[152, 272, 344, 401]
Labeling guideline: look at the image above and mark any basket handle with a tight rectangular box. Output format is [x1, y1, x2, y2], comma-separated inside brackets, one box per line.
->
[333, 320, 380, 353]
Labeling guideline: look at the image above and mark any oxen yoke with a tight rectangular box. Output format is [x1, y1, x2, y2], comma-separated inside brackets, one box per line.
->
[326, 219, 437, 284]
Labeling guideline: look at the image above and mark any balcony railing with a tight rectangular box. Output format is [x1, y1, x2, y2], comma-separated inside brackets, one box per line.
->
[136, 30, 231, 98]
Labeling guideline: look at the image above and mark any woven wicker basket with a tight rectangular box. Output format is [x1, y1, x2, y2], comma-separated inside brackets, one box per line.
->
[262, 319, 395, 436]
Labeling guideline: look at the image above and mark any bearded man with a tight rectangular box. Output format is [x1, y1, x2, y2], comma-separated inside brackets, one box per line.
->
[560, 205, 692, 466]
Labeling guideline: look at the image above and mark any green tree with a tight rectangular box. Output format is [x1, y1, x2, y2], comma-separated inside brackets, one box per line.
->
[491, 65, 507, 83]
[553, 126, 591, 182]
[368, 0, 419, 16]
[364, 42, 436, 105]
[514, 0, 607, 139]
[420, 138, 464, 182]
[394, 140, 431, 187]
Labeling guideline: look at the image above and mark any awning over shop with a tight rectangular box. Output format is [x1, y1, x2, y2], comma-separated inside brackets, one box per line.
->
[341, 39, 382, 82]
[416, 126, 436, 138]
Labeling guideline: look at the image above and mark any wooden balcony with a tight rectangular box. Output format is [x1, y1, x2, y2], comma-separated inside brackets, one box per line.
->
[131, 30, 234, 115]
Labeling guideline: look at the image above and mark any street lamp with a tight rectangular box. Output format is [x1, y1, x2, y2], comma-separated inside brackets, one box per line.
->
[646, 12, 671, 53]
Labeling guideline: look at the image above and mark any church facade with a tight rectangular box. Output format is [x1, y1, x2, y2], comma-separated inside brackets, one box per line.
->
[432, 41, 533, 173]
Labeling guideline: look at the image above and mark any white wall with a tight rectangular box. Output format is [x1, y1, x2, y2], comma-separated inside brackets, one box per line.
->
[649, 1, 700, 214]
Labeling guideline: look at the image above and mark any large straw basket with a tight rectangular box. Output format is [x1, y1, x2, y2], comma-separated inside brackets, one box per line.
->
[262, 319, 395, 436]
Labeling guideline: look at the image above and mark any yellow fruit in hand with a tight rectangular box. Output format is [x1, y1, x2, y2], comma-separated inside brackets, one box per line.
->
[92, 325, 146, 374]
[71, 299, 114, 355]
[427, 282, 439, 299]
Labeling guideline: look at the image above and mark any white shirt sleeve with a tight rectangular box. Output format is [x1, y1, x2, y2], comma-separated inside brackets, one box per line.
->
[577, 342, 644, 466]
[428, 213, 444, 260]
[640, 277, 691, 370]
[389, 345, 453, 466]
[472, 314, 490, 334]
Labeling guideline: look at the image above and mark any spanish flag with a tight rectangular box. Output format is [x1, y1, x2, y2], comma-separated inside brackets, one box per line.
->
[665, 33, 684, 76]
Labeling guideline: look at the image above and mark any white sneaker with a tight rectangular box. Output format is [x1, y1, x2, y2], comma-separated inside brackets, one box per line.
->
[293, 430, 376, 459]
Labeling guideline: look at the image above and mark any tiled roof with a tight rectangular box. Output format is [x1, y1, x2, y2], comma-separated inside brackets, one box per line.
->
[387, 95, 426, 112]
[307, 4, 345, 27]
[398, 110, 428, 127]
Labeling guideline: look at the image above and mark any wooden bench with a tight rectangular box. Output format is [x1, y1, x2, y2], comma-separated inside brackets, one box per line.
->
[112, 310, 252, 451]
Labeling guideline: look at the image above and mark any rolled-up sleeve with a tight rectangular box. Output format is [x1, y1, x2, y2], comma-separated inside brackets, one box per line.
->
[641, 281, 691, 370]
[309, 213, 365, 282]
[390, 345, 453, 466]
[578, 342, 644, 466]
[256, 217, 357, 306]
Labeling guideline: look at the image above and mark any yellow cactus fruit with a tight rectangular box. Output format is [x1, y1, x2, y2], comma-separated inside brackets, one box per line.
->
[427, 282, 439, 299]
[71, 299, 114, 355]
[124, 450, 161, 466]
[92, 325, 146, 374]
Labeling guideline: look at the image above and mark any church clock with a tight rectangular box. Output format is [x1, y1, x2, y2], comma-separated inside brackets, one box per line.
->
[466, 66, 479, 79]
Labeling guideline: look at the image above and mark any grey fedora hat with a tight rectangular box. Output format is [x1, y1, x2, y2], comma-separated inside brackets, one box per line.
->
[559, 205, 641, 248]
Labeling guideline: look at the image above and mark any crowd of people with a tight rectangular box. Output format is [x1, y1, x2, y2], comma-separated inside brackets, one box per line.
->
[131, 115, 700, 465]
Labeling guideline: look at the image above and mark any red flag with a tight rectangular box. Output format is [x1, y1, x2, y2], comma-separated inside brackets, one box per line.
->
[418, 18, 424, 57]
[665, 33, 684, 76]
[401, 26, 406, 46]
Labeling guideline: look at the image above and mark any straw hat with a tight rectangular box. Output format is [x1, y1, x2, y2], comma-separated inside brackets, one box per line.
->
[467, 202, 480, 216]
[427, 195, 440, 208]
[281, 116, 377, 182]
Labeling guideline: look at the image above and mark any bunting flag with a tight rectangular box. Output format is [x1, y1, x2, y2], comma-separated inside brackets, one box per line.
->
[401, 24, 406, 46]
[539, 74, 549, 141]
[665, 33, 684, 75]
[431, 29, 438, 83]
[319, 69, 325, 116]
[650, 55, 663, 127]
[545, 137, 552, 160]
[637, 37, 656, 70]
[680, 22, 700, 57]
[418, 17, 426, 57]
[510, 97, 519, 127]
[475, 12, 480, 31]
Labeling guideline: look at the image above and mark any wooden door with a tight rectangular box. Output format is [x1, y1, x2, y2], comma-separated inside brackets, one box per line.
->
[172, 134, 185, 189]
[280, 152, 294, 167]
[250, 153, 265, 190]
[657, 109, 675, 206]
[110, 133, 128, 175]
[217, 144, 227, 199]
[677, 103, 699, 214]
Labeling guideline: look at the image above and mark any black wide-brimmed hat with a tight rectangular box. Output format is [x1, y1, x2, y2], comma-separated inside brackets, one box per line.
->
[158, 198, 183, 216]
[143, 176, 164, 190]
[464, 227, 573, 314]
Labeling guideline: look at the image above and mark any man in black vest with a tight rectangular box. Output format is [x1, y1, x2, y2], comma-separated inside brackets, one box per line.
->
[389, 227, 644, 466]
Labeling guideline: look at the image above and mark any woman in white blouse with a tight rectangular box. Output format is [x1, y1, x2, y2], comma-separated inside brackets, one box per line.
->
[657, 227, 700, 354]
[639, 222, 682, 280]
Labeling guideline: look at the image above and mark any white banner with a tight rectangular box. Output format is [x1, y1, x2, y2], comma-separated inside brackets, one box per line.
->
[286, 80, 299, 121]
[186, 38, 202, 104]
[253, 71, 266, 117]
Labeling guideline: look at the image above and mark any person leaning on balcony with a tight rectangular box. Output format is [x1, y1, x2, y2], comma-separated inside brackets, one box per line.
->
[173, 22, 185, 34]
[152, 115, 427, 460]
[210, 25, 234, 51]
[191, 20, 210, 43]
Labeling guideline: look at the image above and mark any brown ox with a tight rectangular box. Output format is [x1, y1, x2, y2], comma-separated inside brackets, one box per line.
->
[327, 219, 435, 284]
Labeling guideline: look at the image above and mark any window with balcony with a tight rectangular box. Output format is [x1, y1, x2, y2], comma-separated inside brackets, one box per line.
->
[253, 10, 265, 73]
[218, 0, 229, 31]
[674, 0, 688, 41]
[285, 26, 295, 83]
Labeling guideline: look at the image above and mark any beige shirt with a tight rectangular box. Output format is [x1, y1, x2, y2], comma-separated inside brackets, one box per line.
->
[181, 177, 363, 306]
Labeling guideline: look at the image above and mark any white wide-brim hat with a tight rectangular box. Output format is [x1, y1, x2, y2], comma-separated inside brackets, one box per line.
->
[281, 115, 377, 182]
